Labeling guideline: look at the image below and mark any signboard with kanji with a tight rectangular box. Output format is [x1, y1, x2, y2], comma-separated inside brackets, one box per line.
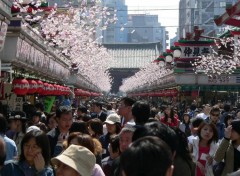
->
[180, 46, 211, 58]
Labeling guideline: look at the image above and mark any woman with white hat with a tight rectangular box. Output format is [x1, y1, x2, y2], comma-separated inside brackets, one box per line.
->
[52, 144, 96, 176]
[99, 113, 121, 159]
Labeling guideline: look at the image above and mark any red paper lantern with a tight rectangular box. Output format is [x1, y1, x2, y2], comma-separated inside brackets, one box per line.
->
[27, 79, 38, 94]
[35, 80, 44, 94]
[48, 84, 54, 95]
[40, 82, 49, 95]
[12, 78, 29, 95]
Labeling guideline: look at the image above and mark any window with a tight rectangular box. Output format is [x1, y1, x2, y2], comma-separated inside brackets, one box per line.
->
[220, 2, 226, 7]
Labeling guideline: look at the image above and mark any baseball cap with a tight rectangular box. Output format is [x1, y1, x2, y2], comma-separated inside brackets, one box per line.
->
[51, 145, 96, 176]
[104, 113, 121, 124]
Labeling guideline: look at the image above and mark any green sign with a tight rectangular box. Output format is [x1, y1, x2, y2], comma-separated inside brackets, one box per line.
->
[44, 96, 55, 113]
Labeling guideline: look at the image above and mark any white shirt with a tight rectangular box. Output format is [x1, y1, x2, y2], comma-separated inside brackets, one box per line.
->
[196, 112, 209, 120]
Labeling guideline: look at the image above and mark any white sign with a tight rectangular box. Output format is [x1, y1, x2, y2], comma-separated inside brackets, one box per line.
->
[15, 97, 23, 111]
[180, 46, 212, 58]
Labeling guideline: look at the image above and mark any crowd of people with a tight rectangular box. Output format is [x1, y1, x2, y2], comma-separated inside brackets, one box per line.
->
[0, 97, 240, 176]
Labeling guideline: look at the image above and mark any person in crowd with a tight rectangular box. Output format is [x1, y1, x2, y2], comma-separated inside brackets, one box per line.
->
[76, 105, 91, 122]
[224, 114, 235, 128]
[117, 97, 135, 127]
[149, 107, 158, 119]
[189, 122, 219, 176]
[52, 145, 96, 176]
[99, 113, 121, 159]
[179, 112, 191, 137]
[196, 104, 211, 120]
[47, 106, 73, 157]
[46, 112, 57, 132]
[133, 121, 194, 176]
[172, 128, 195, 176]
[188, 118, 204, 145]
[119, 126, 135, 153]
[236, 110, 240, 120]
[30, 111, 48, 132]
[8, 111, 27, 155]
[160, 106, 179, 127]
[102, 136, 120, 176]
[106, 104, 116, 115]
[189, 103, 197, 119]
[70, 121, 88, 134]
[0, 137, 6, 171]
[214, 120, 240, 176]
[91, 101, 107, 122]
[220, 103, 231, 123]
[157, 104, 167, 120]
[111, 126, 135, 176]
[120, 136, 174, 176]
[0, 114, 18, 162]
[35, 102, 47, 124]
[67, 133, 105, 176]
[1, 130, 53, 176]
[131, 101, 150, 126]
[88, 118, 103, 139]
[206, 106, 225, 140]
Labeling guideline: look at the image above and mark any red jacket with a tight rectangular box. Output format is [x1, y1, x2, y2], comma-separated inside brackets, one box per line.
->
[160, 116, 179, 127]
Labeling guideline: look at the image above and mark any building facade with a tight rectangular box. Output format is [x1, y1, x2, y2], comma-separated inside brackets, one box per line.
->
[127, 14, 168, 51]
[179, 0, 238, 38]
[101, 0, 128, 43]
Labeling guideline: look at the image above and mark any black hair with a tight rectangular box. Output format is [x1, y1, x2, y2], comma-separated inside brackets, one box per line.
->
[35, 102, 45, 112]
[56, 106, 72, 118]
[231, 119, 240, 135]
[132, 121, 177, 153]
[190, 118, 204, 128]
[70, 121, 89, 134]
[20, 130, 51, 166]
[223, 103, 231, 112]
[132, 101, 150, 125]
[120, 136, 172, 176]
[87, 118, 103, 138]
[0, 114, 8, 134]
[120, 97, 135, 107]
[92, 102, 103, 110]
[77, 105, 88, 114]
[172, 128, 193, 171]
[110, 135, 120, 153]
[106, 104, 112, 110]
[224, 114, 234, 127]
[163, 106, 175, 122]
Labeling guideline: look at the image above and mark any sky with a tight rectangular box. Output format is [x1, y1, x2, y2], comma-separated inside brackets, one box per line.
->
[125, 0, 180, 42]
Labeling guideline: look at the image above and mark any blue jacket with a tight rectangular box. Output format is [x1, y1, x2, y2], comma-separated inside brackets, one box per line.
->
[0, 161, 54, 176]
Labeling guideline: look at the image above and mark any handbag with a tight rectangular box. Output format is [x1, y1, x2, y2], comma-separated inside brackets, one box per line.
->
[213, 161, 225, 176]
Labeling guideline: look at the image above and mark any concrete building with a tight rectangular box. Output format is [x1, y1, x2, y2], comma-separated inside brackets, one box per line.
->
[179, 0, 196, 39]
[101, 0, 128, 43]
[127, 14, 168, 51]
[179, 0, 238, 38]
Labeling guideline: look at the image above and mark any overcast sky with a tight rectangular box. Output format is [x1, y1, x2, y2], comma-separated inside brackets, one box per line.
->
[125, 0, 180, 42]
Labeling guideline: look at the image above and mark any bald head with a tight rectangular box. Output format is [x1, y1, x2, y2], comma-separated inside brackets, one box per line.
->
[0, 137, 6, 166]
